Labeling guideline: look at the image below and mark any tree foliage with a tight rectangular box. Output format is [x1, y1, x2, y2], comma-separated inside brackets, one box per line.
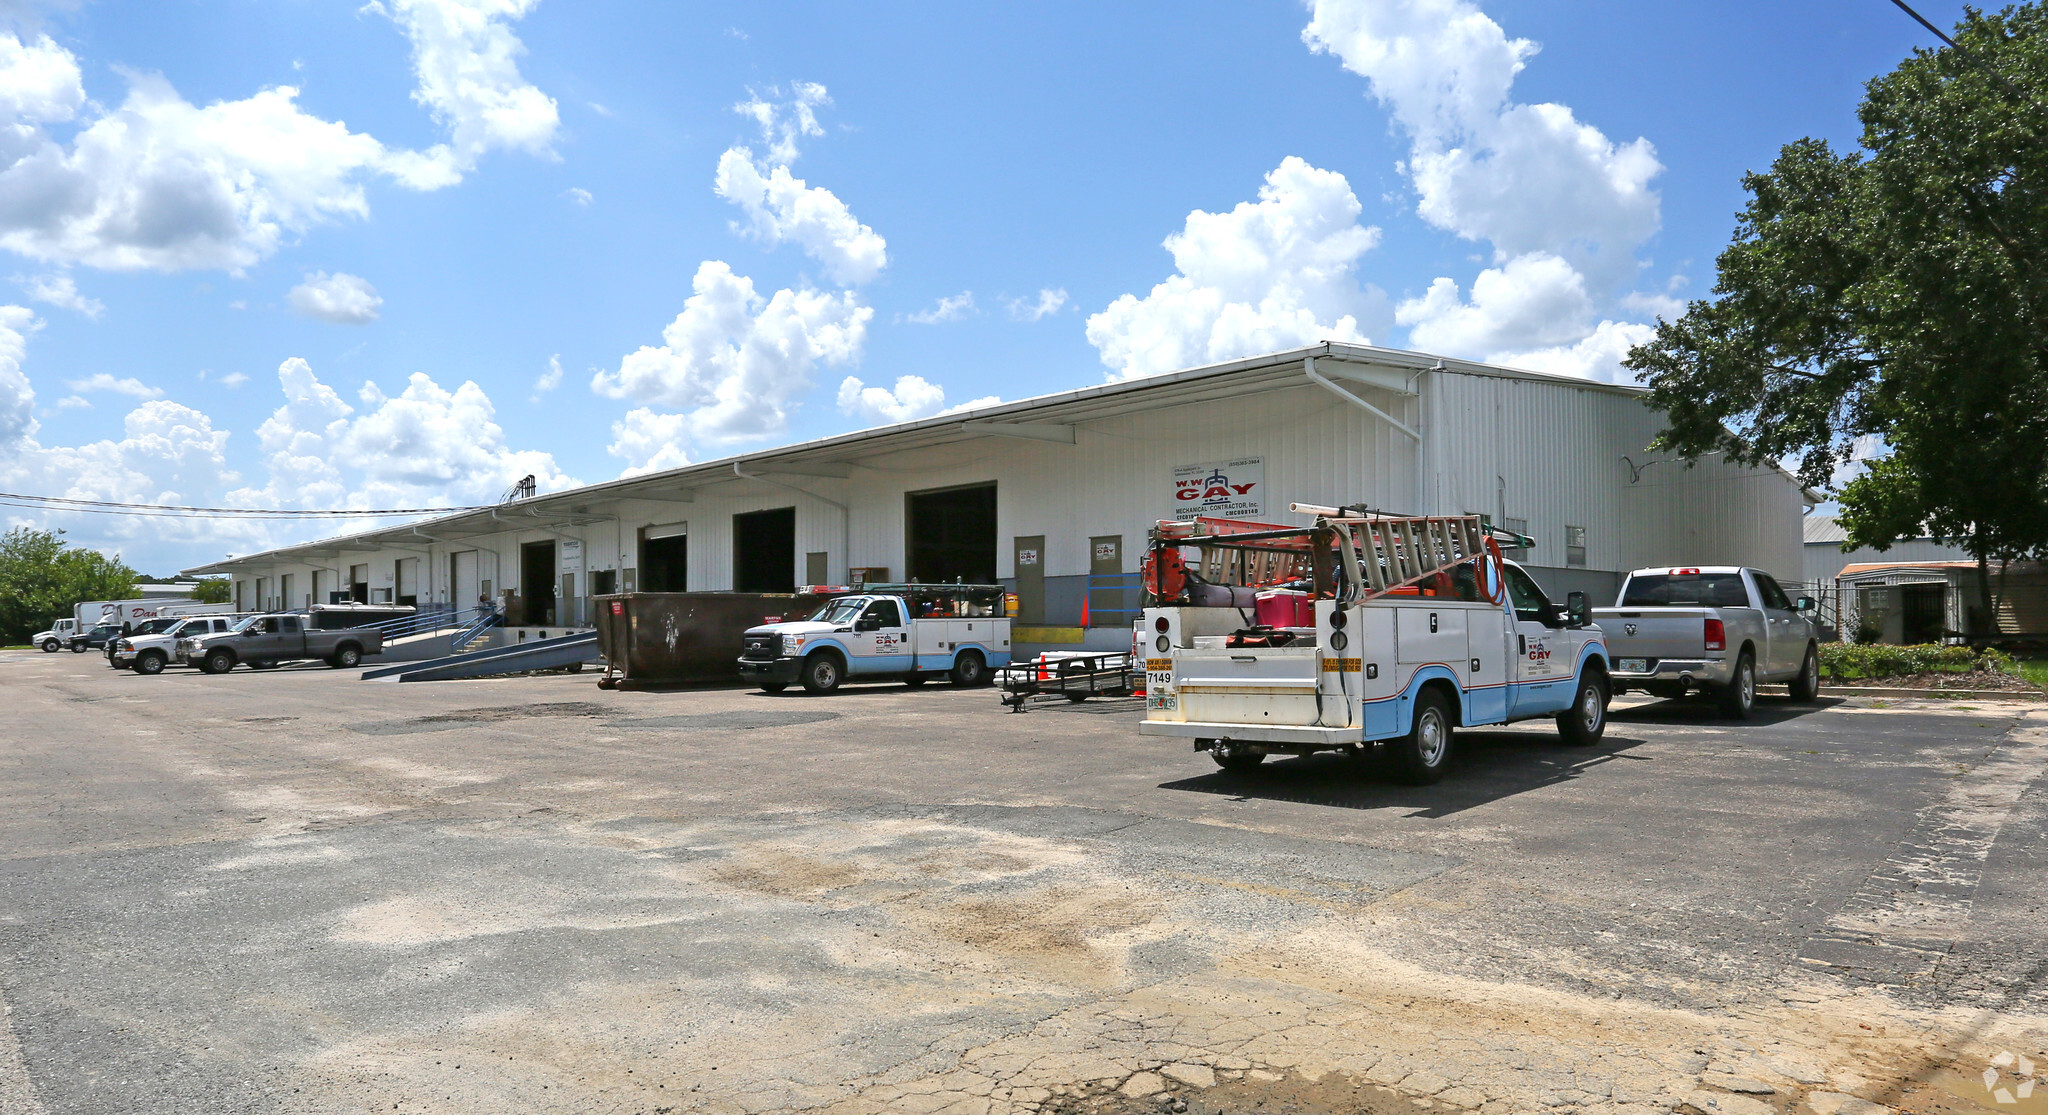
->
[0, 527, 138, 644]
[192, 577, 232, 604]
[1626, 4, 2048, 623]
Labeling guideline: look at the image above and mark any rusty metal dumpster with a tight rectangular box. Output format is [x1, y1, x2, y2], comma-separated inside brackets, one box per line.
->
[594, 592, 831, 688]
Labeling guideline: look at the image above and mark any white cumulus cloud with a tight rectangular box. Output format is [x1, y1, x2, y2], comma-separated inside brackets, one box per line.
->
[1006, 288, 1067, 321]
[1086, 157, 1386, 380]
[66, 372, 161, 399]
[1488, 319, 1657, 384]
[1304, 0, 1659, 288]
[366, 0, 560, 182]
[0, 303, 34, 449]
[836, 375, 999, 425]
[19, 272, 100, 317]
[228, 356, 574, 514]
[713, 146, 887, 287]
[903, 291, 974, 325]
[590, 260, 872, 445]
[0, 5, 554, 275]
[734, 81, 829, 164]
[606, 407, 692, 477]
[288, 271, 383, 324]
[1395, 252, 1592, 357]
[531, 352, 562, 399]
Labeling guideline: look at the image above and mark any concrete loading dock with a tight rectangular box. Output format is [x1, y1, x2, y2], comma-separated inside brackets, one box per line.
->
[184, 343, 1813, 660]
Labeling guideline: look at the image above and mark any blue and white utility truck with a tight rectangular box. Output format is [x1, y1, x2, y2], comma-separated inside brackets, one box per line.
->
[1137, 506, 1611, 784]
[738, 584, 1013, 694]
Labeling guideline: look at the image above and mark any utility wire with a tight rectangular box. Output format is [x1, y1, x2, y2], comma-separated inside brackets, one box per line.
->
[1888, 0, 1959, 48]
[0, 491, 486, 519]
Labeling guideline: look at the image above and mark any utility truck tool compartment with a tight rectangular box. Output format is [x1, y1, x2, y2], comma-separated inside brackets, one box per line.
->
[1170, 646, 1323, 725]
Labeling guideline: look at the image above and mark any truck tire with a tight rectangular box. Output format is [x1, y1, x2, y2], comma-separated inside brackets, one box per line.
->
[949, 650, 988, 687]
[330, 644, 362, 669]
[800, 652, 843, 694]
[70, 642, 86, 653]
[1209, 740, 1264, 771]
[133, 651, 166, 676]
[1789, 644, 1820, 703]
[1718, 651, 1756, 719]
[1555, 670, 1608, 746]
[40, 639, 58, 653]
[202, 649, 236, 675]
[1387, 687, 1455, 785]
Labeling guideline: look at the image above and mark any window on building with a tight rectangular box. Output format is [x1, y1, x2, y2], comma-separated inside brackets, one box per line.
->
[1564, 525, 1587, 568]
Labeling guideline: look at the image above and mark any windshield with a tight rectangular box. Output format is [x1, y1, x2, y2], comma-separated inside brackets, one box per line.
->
[806, 597, 869, 624]
[133, 618, 182, 635]
[231, 615, 267, 632]
[1621, 573, 1748, 607]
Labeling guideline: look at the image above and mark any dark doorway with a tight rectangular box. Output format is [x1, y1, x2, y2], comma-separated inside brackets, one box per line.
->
[733, 507, 796, 592]
[1902, 583, 1946, 644]
[641, 526, 688, 592]
[907, 484, 996, 584]
[522, 540, 557, 626]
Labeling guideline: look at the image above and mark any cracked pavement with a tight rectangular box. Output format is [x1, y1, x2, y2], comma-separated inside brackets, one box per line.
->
[1, 651, 2044, 1114]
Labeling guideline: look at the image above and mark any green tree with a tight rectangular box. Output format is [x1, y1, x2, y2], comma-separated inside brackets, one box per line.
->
[0, 527, 140, 644]
[192, 577, 232, 604]
[1626, 4, 2048, 632]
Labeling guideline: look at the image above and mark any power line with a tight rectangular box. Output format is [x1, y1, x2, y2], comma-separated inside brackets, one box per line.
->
[0, 492, 487, 519]
[1888, 0, 1960, 48]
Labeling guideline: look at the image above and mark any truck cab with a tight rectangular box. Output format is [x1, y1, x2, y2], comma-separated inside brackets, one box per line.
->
[32, 618, 78, 652]
[1137, 509, 1610, 784]
[738, 584, 1013, 694]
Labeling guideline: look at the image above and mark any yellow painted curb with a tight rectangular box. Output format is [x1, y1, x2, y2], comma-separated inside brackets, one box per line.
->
[1013, 626, 1085, 644]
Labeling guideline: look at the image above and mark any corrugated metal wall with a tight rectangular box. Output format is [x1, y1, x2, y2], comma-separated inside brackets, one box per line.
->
[229, 363, 1809, 612]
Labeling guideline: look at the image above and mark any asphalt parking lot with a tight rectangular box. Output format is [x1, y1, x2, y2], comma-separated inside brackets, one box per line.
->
[1, 651, 2043, 1115]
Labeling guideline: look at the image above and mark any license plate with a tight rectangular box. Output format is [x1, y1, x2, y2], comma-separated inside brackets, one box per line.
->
[1617, 658, 1647, 673]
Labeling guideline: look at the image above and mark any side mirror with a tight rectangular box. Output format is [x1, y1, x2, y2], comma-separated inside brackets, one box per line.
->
[1566, 591, 1590, 628]
[1795, 595, 1815, 612]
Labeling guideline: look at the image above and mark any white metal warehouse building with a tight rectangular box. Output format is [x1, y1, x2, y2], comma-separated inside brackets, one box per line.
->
[184, 343, 1810, 640]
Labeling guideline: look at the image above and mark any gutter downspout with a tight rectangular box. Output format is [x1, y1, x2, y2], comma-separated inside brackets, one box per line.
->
[734, 462, 851, 585]
[1305, 355, 1421, 442]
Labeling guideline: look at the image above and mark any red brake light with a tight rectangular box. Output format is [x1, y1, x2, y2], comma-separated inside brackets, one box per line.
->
[1704, 617, 1725, 652]
[1154, 616, 1170, 633]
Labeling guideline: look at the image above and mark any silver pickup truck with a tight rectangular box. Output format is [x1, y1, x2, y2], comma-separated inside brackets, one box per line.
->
[1593, 566, 1819, 718]
[179, 613, 383, 673]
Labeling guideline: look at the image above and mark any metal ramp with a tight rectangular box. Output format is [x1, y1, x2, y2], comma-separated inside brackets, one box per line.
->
[360, 631, 598, 683]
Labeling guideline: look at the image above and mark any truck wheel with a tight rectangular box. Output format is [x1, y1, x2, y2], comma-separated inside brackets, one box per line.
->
[1789, 645, 1821, 703]
[1210, 740, 1264, 771]
[41, 639, 58, 653]
[1388, 687, 1455, 785]
[949, 650, 988, 687]
[1555, 671, 1608, 746]
[330, 645, 362, 669]
[800, 653, 843, 694]
[758, 682, 787, 693]
[1718, 652, 1756, 719]
[70, 642, 86, 653]
[202, 649, 236, 675]
[133, 651, 166, 676]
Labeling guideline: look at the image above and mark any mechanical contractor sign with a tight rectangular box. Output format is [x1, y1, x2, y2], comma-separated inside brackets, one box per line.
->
[1172, 457, 1264, 521]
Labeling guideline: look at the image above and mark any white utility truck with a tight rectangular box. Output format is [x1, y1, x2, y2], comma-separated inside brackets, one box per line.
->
[1138, 506, 1611, 784]
[738, 583, 1013, 694]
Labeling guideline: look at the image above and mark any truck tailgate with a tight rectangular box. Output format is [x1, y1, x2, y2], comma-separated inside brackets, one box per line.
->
[1591, 607, 1710, 670]
[1171, 647, 1324, 726]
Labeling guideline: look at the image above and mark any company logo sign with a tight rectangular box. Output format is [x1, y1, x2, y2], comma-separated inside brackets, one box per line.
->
[1172, 457, 1264, 521]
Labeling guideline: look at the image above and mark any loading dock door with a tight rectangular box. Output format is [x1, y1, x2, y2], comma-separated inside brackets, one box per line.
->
[907, 484, 996, 585]
[734, 507, 796, 593]
[1013, 536, 1045, 624]
[452, 551, 480, 612]
[641, 523, 687, 592]
[522, 540, 557, 625]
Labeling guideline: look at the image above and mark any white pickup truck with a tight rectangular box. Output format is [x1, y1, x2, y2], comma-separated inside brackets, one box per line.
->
[738, 584, 1014, 694]
[1593, 566, 1820, 717]
[1138, 510, 1611, 785]
[113, 614, 244, 674]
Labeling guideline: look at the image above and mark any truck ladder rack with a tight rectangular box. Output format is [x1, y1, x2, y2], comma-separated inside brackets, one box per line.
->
[1151, 511, 1523, 601]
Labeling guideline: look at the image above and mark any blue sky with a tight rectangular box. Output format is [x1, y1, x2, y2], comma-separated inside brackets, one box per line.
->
[0, 0, 1963, 573]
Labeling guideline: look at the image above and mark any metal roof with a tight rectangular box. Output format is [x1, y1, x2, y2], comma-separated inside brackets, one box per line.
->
[181, 341, 1658, 577]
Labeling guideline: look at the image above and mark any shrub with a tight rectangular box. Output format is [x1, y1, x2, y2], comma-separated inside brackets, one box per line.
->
[1852, 618, 1884, 645]
[1817, 642, 2013, 680]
